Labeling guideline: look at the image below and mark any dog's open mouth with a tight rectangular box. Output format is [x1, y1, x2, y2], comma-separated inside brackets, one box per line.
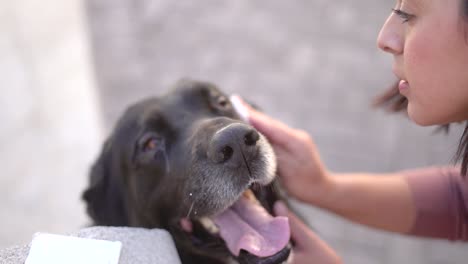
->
[212, 189, 290, 257]
[180, 186, 291, 263]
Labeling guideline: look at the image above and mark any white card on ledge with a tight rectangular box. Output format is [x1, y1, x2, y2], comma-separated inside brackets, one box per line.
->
[25, 233, 122, 264]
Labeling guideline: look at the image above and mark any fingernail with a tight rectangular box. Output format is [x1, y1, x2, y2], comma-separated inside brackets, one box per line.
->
[230, 94, 250, 122]
[273, 201, 288, 216]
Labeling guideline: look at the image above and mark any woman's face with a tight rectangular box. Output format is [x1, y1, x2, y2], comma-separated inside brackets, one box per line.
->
[378, 0, 468, 126]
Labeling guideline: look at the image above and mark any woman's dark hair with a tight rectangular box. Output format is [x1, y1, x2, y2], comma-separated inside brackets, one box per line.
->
[460, 0, 468, 177]
[464, 0, 468, 19]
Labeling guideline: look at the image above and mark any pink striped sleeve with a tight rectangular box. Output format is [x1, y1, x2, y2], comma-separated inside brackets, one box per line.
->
[403, 166, 468, 241]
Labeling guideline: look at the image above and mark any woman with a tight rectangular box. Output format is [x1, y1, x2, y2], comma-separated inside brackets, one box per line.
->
[232, 0, 468, 263]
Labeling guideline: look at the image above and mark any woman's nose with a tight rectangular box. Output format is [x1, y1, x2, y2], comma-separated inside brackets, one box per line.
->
[377, 15, 404, 55]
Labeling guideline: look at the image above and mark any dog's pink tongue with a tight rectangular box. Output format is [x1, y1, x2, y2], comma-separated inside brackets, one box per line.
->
[213, 196, 290, 257]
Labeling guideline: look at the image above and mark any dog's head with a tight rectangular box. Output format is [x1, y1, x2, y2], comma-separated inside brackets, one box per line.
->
[83, 79, 291, 263]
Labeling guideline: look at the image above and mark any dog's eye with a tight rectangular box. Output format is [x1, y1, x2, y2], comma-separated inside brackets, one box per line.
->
[143, 138, 159, 152]
[216, 96, 230, 109]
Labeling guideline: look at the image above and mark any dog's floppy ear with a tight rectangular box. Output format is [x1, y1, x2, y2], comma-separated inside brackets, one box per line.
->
[82, 139, 128, 226]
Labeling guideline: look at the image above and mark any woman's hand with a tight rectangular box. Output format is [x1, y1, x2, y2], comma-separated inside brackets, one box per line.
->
[230, 95, 417, 237]
[230, 95, 333, 204]
[274, 201, 342, 264]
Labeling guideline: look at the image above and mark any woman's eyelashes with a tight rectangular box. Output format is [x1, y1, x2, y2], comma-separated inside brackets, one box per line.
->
[392, 8, 415, 23]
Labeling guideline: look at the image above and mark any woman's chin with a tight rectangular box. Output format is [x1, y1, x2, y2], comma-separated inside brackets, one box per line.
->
[407, 105, 457, 127]
[407, 106, 439, 127]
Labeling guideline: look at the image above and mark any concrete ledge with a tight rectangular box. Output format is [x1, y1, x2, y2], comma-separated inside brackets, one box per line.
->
[0, 227, 181, 264]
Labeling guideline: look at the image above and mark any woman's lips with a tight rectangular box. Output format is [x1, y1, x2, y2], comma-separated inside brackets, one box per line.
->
[399, 80, 409, 91]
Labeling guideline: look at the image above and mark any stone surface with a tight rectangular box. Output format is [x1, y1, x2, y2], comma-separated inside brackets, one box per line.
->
[0, 227, 181, 264]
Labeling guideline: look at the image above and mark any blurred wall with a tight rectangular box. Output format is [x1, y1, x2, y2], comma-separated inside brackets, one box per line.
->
[0, 0, 101, 248]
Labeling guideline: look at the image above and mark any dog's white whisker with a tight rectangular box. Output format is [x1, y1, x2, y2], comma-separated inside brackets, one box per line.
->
[186, 201, 195, 218]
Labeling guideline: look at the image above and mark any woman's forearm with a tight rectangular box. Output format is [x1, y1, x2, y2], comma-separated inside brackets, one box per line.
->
[309, 172, 416, 234]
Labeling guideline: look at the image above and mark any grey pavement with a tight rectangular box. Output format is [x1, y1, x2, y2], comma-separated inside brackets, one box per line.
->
[1, 0, 467, 263]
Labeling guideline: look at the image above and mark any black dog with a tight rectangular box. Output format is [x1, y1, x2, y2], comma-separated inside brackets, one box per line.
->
[83, 79, 292, 263]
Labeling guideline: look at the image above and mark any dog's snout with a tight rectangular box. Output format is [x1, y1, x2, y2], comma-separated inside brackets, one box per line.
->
[208, 123, 260, 164]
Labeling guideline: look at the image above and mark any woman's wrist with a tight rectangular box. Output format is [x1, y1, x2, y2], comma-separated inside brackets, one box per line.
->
[302, 171, 338, 206]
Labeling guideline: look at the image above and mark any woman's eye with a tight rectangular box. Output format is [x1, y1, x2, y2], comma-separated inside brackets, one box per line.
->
[392, 8, 415, 23]
[143, 138, 159, 151]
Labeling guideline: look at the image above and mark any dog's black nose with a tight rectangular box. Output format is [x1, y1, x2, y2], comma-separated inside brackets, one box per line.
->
[208, 123, 260, 164]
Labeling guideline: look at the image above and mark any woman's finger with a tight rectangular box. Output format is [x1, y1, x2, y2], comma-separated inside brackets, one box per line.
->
[274, 201, 314, 250]
[230, 95, 295, 148]
[274, 201, 342, 263]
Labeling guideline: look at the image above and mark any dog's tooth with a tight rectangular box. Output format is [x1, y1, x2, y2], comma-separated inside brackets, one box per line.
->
[243, 189, 255, 200]
[199, 217, 219, 235]
[243, 189, 260, 204]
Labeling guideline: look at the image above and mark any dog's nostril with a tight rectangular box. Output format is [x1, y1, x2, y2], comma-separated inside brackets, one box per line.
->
[221, 146, 234, 162]
[208, 124, 259, 164]
[244, 130, 260, 146]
